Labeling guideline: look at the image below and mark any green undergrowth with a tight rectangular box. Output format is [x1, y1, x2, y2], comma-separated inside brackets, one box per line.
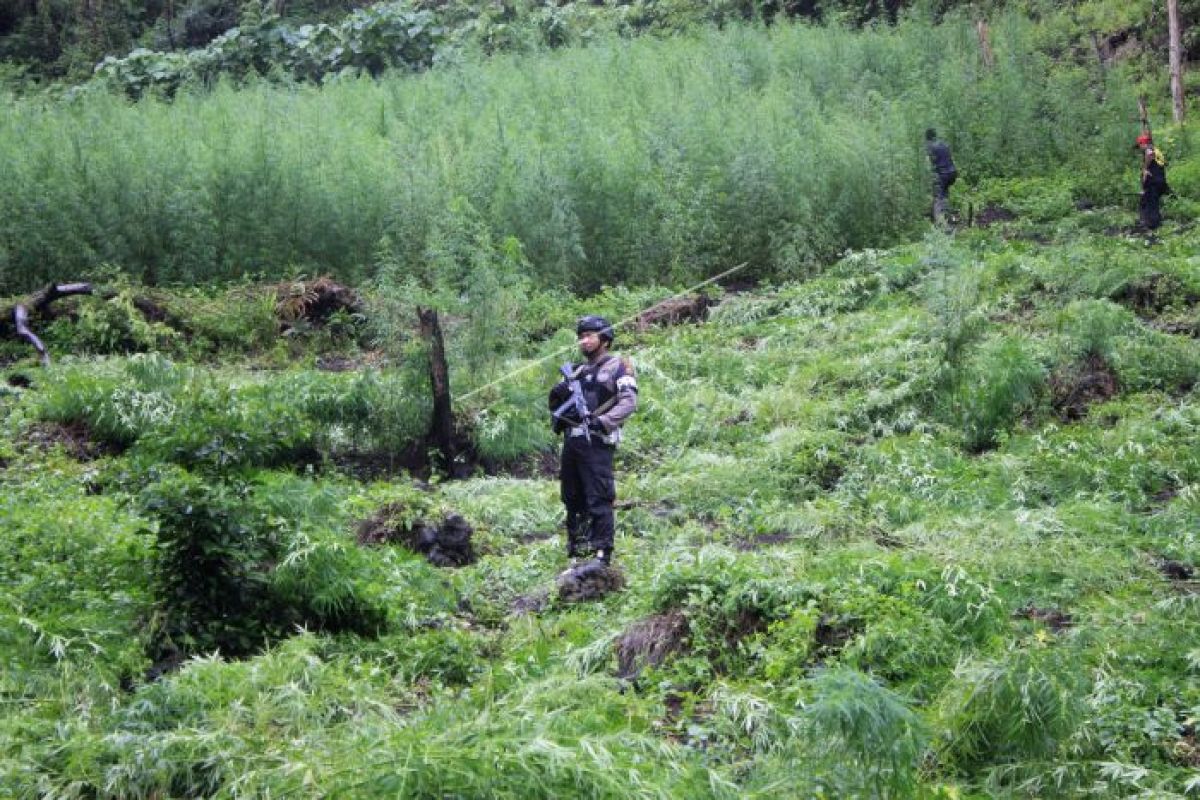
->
[3, 195, 1200, 797]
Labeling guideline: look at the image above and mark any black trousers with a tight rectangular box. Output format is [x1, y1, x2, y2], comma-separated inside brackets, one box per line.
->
[560, 435, 616, 556]
[1140, 182, 1165, 230]
[932, 172, 956, 222]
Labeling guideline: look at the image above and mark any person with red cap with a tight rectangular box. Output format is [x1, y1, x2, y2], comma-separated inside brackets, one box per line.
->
[1135, 132, 1170, 231]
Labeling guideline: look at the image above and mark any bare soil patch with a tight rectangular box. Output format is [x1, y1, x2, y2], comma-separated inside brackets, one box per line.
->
[20, 420, 123, 461]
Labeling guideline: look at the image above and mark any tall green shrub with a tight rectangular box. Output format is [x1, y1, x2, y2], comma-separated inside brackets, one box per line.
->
[0, 15, 1135, 293]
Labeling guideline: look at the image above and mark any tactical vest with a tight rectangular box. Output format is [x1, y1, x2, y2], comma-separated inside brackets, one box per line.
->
[575, 354, 625, 415]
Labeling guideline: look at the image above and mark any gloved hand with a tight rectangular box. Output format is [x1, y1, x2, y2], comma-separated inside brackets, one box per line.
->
[548, 381, 570, 411]
[587, 418, 608, 435]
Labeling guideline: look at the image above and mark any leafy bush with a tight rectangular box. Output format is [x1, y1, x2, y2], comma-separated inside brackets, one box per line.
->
[649, 549, 810, 676]
[970, 175, 1077, 223]
[1053, 299, 1137, 362]
[140, 469, 293, 657]
[1113, 330, 1200, 393]
[44, 290, 181, 355]
[140, 468, 389, 659]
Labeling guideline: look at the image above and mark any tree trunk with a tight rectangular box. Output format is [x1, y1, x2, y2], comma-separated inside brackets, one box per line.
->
[976, 20, 995, 70]
[417, 307, 456, 475]
[1169, 0, 1186, 124]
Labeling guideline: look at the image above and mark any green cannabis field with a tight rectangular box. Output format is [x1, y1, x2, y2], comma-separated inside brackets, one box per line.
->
[4, 3, 1200, 798]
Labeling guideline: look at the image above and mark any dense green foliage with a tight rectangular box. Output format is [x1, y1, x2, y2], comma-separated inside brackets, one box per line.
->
[7, 0, 1155, 85]
[1, 15, 1139, 295]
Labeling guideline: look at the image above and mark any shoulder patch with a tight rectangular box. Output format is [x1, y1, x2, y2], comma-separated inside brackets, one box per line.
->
[620, 357, 635, 376]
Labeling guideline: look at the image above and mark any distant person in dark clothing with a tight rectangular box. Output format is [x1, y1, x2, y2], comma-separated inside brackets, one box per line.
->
[1135, 132, 1169, 231]
[925, 128, 957, 224]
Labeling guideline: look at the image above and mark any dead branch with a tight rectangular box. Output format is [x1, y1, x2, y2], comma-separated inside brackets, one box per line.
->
[5, 282, 95, 366]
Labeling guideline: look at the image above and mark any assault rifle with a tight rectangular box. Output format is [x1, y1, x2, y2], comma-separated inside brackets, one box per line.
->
[551, 363, 592, 442]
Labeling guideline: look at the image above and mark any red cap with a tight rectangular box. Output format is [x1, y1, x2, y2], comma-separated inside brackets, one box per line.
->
[1136, 133, 1152, 147]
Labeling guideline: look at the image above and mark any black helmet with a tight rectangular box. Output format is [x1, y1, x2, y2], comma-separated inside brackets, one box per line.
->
[576, 315, 615, 344]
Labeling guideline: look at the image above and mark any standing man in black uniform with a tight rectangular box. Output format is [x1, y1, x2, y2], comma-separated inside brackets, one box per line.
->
[1135, 132, 1169, 231]
[548, 316, 638, 565]
[925, 128, 958, 224]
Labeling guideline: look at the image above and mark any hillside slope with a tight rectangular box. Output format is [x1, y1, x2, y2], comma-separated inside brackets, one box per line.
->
[3, 186, 1200, 796]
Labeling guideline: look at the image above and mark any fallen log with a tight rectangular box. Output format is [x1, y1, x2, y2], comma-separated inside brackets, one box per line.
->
[3, 283, 95, 366]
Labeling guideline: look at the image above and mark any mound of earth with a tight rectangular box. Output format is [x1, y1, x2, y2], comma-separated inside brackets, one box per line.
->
[556, 560, 625, 602]
[615, 610, 689, 679]
[273, 277, 363, 327]
[1013, 603, 1073, 632]
[20, 420, 120, 461]
[1050, 353, 1119, 421]
[974, 203, 1017, 227]
[635, 294, 711, 330]
[357, 506, 476, 567]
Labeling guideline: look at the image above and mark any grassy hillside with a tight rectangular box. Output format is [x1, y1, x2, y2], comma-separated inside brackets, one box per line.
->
[3, 167, 1200, 796]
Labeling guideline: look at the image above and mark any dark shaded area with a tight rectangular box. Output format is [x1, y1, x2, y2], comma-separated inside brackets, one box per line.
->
[814, 612, 858, 659]
[871, 526, 906, 549]
[556, 560, 625, 603]
[357, 504, 476, 567]
[722, 408, 753, 427]
[1147, 318, 1200, 338]
[974, 203, 1017, 227]
[1013, 603, 1073, 632]
[615, 610, 689, 680]
[1050, 353, 1119, 421]
[1157, 557, 1195, 581]
[1111, 273, 1198, 318]
[19, 420, 124, 461]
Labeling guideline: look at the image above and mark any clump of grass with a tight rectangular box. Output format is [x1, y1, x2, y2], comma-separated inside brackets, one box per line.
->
[952, 334, 1046, 452]
[934, 648, 1084, 777]
[802, 666, 929, 798]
